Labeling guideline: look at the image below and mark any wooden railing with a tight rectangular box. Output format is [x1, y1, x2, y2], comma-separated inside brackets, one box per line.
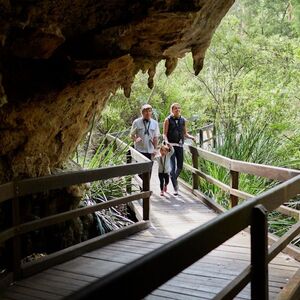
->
[67, 143, 300, 300]
[66, 174, 300, 300]
[183, 143, 300, 219]
[0, 135, 152, 283]
[198, 123, 216, 148]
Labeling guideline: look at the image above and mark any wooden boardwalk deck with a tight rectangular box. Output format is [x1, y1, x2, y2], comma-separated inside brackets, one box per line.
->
[2, 164, 300, 300]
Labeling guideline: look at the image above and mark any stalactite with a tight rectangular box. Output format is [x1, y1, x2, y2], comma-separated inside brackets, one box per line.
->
[165, 57, 178, 76]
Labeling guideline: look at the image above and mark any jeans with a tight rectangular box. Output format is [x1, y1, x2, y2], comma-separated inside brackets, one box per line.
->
[158, 173, 169, 191]
[170, 146, 183, 190]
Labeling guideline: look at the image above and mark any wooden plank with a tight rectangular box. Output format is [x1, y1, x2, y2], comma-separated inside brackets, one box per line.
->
[0, 182, 14, 203]
[276, 205, 300, 220]
[242, 227, 300, 262]
[277, 268, 300, 300]
[55, 256, 123, 278]
[142, 172, 150, 220]
[152, 288, 208, 300]
[16, 162, 152, 197]
[133, 174, 143, 188]
[22, 221, 149, 278]
[0, 228, 16, 244]
[259, 175, 300, 211]
[3, 290, 43, 300]
[250, 205, 269, 299]
[44, 269, 97, 283]
[16, 279, 72, 296]
[183, 163, 251, 200]
[83, 247, 142, 264]
[126, 150, 132, 194]
[11, 195, 21, 280]
[18, 191, 150, 235]
[184, 145, 231, 169]
[230, 188, 252, 200]
[64, 175, 300, 300]
[178, 178, 225, 214]
[159, 283, 218, 299]
[230, 159, 300, 181]
[230, 170, 239, 207]
[191, 147, 199, 190]
[184, 163, 231, 192]
[106, 134, 150, 163]
[4, 285, 59, 300]
[145, 295, 170, 300]
[268, 222, 300, 262]
[183, 143, 300, 181]
[27, 272, 88, 288]
[0, 272, 13, 291]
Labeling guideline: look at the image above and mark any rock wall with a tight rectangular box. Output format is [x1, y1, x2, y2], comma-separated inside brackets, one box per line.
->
[0, 0, 235, 180]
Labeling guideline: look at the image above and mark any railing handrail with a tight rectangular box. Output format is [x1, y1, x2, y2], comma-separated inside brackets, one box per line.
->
[0, 134, 152, 281]
[0, 133, 151, 204]
[184, 144, 300, 181]
[66, 174, 300, 300]
[0, 162, 151, 203]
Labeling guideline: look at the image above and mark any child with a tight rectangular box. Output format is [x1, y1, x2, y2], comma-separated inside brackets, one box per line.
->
[155, 143, 175, 196]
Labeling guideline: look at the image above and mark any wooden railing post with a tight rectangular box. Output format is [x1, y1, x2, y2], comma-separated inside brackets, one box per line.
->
[251, 204, 269, 300]
[191, 147, 199, 190]
[126, 150, 132, 194]
[212, 125, 216, 148]
[230, 170, 239, 207]
[199, 129, 203, 148]
[142, 171, 150, 220]
[11, 182, 21, 280]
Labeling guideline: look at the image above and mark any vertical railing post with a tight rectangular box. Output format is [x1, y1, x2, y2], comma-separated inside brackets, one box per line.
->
[230, 170, 239, 207]
[11, 182, 21, 280]
[126, 150, 132, 194]
[199, 129, 203, 148]
[212, 124, 216, 149]
[142, 171, 150, 220]
[191, 147, 199, 190]
[251, 204, 269, 300]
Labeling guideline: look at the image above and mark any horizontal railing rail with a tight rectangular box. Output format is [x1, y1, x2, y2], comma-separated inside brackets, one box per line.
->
[66, 174, 300, 300]
[183, 144, 300, 220]
[0, 135, 152, 282]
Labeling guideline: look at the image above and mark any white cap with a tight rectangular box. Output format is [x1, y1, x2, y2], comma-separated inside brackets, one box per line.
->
[141, 104, 152, 112]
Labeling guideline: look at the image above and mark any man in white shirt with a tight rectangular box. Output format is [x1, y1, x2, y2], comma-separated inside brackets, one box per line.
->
[130, 104, 160, 160]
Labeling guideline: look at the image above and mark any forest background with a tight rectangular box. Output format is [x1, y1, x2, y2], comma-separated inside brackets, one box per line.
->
[81, 0, 300, 244]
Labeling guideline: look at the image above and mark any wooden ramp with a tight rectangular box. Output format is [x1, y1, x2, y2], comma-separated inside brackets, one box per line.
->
[2, 164, 300, 300]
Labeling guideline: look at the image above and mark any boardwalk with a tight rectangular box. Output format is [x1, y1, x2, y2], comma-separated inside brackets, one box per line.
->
[2, 163, 300, 300]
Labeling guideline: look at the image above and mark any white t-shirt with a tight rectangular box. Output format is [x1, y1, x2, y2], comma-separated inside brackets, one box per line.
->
[130, 117, 160, 153]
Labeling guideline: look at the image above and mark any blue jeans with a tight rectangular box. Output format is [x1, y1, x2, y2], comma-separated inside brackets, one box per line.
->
[170, 146, 183, 190]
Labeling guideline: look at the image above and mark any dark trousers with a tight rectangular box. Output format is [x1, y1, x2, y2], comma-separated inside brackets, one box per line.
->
[170, 146, 183, 189]
[158, 173, 169, 191]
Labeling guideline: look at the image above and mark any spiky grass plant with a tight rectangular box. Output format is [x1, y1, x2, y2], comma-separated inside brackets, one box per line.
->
[78, 134, 139, 235]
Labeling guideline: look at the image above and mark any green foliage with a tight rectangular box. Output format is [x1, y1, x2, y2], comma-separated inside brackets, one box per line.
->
[291, 0, 300, 34]
[94, 0, 300, 242]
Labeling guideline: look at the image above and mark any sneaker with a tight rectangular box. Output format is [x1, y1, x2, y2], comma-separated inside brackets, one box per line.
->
[160, 191, 164, 196]
[173, 191, 178, 196]
[163, 185, 167, 192]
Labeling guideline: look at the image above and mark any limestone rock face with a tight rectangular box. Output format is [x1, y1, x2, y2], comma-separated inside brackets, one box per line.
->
[0, 0, 234, 180]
